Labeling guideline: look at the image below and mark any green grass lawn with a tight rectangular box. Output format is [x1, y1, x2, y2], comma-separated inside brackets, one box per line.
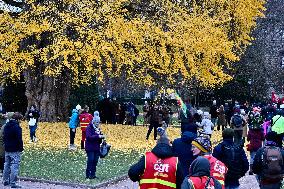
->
[20, 147, 141, 185]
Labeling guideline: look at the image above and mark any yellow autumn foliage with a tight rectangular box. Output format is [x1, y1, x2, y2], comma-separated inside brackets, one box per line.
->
[0, 0, 265, 87]
[22, 122, 223, 152]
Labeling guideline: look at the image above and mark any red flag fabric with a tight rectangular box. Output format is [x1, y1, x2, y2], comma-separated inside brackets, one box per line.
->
[272, 91, 280, 103]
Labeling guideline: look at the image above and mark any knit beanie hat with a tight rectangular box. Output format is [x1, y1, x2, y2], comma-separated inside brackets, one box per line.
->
[93, 111, 100, 117]
[192, 136, 211, 153]
[75, 104, 81, 111]
[222, 128, 234, 139]
[157, 127, 170, 144]
[266, 131, 278, 142]
[92, 116, 100, 127]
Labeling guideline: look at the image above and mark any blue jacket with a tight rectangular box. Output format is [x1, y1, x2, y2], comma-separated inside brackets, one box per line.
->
[68, 109, 79, 129]
[172, 131, 197, 176]
[3, 120, 23, 152]
[213, 139, 249, 187]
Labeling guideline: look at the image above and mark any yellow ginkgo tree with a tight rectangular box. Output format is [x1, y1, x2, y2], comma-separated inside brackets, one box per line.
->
[0, 0, 265, 121]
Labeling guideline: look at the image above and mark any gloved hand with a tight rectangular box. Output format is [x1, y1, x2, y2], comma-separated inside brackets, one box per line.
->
[99, 135, 106, 139]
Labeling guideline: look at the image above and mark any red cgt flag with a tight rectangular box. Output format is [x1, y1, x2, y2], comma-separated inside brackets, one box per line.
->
[272, 91, 280, 103]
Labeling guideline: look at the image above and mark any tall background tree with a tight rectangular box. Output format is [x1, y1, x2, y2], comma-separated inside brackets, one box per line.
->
[215, 0, 284, 103]
[0, 0, 265, 121]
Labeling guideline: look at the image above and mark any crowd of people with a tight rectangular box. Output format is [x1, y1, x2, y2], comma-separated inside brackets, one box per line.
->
[1, 99, 284, 188]
[96, 98, 140, 125]
[129, 101, 284, 189]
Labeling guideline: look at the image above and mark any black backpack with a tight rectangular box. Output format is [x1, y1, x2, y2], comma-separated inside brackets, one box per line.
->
[204, 176, 222, 189]
[232, 115, 243, 128]
[221, 143, 245, 179]
[261, 146, 283, 180]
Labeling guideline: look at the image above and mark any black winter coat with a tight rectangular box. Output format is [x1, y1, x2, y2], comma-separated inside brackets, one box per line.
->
[252, 144, 284, 179]
[173, 131, 197, 176]
[3, 120, 23, 152]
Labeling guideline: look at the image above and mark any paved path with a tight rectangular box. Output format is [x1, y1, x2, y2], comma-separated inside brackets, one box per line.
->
[9, 174, 259, 189]
[98, 175, 259, 189]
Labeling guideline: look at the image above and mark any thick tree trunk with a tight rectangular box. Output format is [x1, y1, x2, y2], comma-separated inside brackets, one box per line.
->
[24, 66, 71, 122]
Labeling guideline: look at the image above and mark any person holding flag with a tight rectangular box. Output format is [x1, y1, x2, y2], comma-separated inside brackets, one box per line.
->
[175, 94, 196, 135]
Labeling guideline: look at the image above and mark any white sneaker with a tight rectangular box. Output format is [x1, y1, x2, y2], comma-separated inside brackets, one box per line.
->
[29, 140, 33, 144]
[33, 137, 37, 142]
[68, 145, 76, 150]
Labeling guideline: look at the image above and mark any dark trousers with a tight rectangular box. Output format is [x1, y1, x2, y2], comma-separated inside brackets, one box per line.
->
[260, 182, 281, 189]
[0, 156, 4, 172]
[86, 151, 100, 178]
[133, 116, 138, 126]
[146, 121, 159, 140]
[217, 125, 226, 131]
[70, 128, 76, 145]
[29, 125, 37, 141]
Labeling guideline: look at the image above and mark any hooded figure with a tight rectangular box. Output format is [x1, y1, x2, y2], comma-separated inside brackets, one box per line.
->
[192, 136, 227, 189]
[93, 111, 100, 118]
[68, 108, 80, 150]
[172, 130, 197, 176]
[129, 131, 184, 189]
[213, 128, 249, 188]
[181, 157, 222, 189]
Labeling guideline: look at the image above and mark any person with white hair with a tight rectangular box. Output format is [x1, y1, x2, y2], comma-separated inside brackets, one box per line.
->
[85, 115, 105, 179]
[209, 101, 218, 127]
[199, 112, 214, 137]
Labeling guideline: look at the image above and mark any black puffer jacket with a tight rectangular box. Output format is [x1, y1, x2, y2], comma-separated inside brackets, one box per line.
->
[128, 143, 184, 189]
[3, 120, 23, 152]
[173, 131, 197, 176]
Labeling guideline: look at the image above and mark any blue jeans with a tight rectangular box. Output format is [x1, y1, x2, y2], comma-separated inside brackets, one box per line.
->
[250, 151, 257, 164]
[29, 124, 37, 141]
[260, 182, 281, 189]
[3, 152, 21, 185]
[211, 118, 217, 126]
[86, 151, 100, 178]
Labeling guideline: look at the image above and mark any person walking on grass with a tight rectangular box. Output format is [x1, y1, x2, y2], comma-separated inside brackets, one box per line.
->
[146, 105, 160, 140]
[68, 104, 81, 150]
[217, 105, 227, 131]
[85, 115, 104, 179]
[209, 100, 218, 127]
[27, 105, 40, 143]
[79, 105, 93, 149]
[3, 112, 23, 188]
